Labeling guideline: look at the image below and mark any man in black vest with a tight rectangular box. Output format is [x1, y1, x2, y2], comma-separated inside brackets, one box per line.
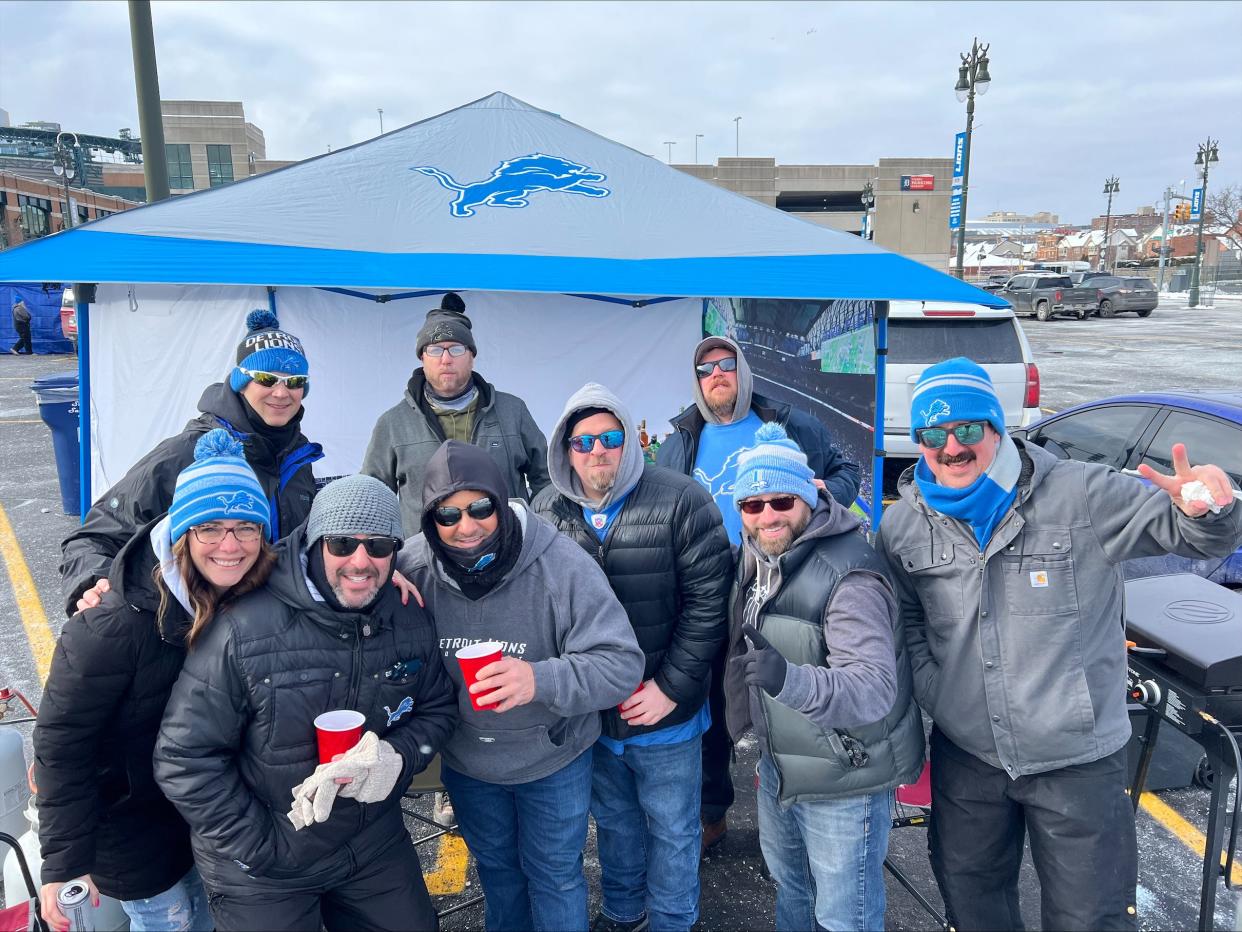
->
[723, 422, 923, 932]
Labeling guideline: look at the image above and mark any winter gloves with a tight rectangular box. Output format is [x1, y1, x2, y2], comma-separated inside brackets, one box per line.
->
[288, 731, 405, 830]
[740, 624, 790, 698]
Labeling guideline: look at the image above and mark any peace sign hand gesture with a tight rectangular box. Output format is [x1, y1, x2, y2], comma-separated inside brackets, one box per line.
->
[1136, 443, 1236, 517]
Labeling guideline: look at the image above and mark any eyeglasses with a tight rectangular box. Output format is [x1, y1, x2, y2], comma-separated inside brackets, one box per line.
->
[567, 430, 625, 454]
[738, 496, 799, 515]
[191, 522, 263, 544]
[695, 357, 738, 378]
[323, 536, 402, 558]
[915, 421, 989, 450]
[241, 369, 309, 390]
[433, 497, 497, 527]
[423, 343, 470, 358]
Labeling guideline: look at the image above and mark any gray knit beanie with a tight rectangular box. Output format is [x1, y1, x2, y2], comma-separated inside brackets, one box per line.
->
[305, 475, 402, 544]
[416, 292, 476, 357]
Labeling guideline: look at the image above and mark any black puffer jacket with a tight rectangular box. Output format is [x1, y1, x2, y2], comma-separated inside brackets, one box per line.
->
[60, 382, 323, 614]
[34, 517, 195, 901]
[533, 465, 733, 739]
[153, 525, 457, 894]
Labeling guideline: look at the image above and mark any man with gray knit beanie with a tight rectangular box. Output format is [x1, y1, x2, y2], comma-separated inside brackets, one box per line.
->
[155, 474, 457, 931]
[723, 422, 922, 932]
[362, 290, 550, 535]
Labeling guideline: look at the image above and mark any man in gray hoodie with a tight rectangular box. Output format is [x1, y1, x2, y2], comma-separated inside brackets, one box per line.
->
[533, 383, 731, 932]
[397, 440, 644, 932]
[724, 422, 922, 932]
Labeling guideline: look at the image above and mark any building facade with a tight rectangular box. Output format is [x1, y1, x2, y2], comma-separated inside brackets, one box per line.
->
[160, 100, 267, 193]
[1, 170, 139, 249]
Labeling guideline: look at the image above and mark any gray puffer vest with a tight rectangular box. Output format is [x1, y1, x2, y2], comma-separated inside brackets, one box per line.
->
[757, 533, 924, 805]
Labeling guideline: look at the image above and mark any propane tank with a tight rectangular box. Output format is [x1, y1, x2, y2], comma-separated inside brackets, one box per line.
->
[0, 725, 30, 840]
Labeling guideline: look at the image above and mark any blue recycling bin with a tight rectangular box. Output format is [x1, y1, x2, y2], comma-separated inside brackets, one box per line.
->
[31, 375, 81, 515]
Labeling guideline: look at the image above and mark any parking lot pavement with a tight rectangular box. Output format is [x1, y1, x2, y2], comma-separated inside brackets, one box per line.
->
[3, 343, 1242, 929]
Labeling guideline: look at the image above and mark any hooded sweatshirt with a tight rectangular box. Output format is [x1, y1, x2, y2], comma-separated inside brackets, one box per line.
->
[397, 442, 645, 785]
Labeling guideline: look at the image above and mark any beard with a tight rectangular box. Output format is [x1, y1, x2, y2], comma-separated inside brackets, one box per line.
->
[704, 381, 736, 420]
[750, 509, 811, 557]
[583, 460, 619, 494]
[330, 569, 382, 608]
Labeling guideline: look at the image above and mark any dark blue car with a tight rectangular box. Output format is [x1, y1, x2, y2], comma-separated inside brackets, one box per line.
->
[1013, 391, 1242, 588]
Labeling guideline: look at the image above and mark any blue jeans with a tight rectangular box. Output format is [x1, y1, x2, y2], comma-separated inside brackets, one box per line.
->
[120, 866, 213, 932]
[756, 754, 891, 932]
[591, 735, 702, 931]
[442, 750, 592, 932]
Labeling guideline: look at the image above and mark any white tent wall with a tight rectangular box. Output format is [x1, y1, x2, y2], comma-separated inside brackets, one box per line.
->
[87, 285, 702, 497]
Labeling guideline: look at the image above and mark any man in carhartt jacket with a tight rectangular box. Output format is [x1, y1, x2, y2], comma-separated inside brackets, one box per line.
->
[60, 309, 322, 615]
[154, 475, 457, 931]
[723, 421, 921, 932]
[877, 356, 1242, 931]
[533, 382, 732, 932]
[361, 292, 550, 534]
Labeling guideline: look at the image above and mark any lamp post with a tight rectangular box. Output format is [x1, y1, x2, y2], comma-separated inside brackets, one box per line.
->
[1100, 176, 1119, 272]
[1188, 137, 1220, 307]
[695, 133, 704, 164]
[664, 141, 676, 164]
[53, 131, 79, 230]
[860, 181, 875, 240]
[952, 37, 991, 279]
[733, 116, 741, 157]
[377, 108, 384, 134]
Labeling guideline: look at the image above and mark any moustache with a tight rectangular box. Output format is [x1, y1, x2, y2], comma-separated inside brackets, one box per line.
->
[937, 451, 976, 466]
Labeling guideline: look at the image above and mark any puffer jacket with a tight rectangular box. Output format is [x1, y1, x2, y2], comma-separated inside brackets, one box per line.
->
[34, 518, 195, 901]
[153, 524, 457, 893]
[60, 382, 323, 614]
[877, 439, 1242, 778]
[361, 370, 550, 534]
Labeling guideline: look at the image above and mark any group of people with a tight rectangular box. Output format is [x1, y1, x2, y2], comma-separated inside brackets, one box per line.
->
[31, 294, 1241, 932]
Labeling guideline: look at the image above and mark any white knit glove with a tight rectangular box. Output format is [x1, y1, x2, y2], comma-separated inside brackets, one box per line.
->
[287, 731, 406, 830]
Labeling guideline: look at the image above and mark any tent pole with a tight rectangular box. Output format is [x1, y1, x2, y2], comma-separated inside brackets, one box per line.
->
[76, 296, 92, 520]
[267, 286, 277, 315]
[872, 301, 889, 532]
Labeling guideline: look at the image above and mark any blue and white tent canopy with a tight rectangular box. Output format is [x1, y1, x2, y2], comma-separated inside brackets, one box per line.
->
[0, 91, 1001, 306]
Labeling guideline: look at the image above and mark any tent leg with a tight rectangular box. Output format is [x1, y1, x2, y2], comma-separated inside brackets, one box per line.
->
[267, 286, 277, 316]
[872, 301, 889, 531]
[76, 298, 92, 521]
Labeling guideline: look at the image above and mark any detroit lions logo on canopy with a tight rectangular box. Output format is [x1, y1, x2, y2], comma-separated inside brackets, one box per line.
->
[411, 153, 610, 218]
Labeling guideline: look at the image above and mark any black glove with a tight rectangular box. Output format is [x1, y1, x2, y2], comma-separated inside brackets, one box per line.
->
[741, 624, 788, 698]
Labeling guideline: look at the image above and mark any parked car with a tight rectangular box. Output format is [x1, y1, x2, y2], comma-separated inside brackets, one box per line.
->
[1069, 270, 1119, 285]
[59, 287, 77, 350]
[1095, 276, 1157, 318]
[882, 299, 1040, 494]
[1013, 391, 1242, 587]
[998, 273, 1100, 321]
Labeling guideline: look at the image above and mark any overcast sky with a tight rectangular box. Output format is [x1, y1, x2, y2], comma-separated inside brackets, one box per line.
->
[2, 0, 1239, 224]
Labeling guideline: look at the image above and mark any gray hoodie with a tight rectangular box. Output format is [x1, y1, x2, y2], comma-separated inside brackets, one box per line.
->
[693, 336, 754, 425]
[397, 501, 645, 785]
[546, 382, 646, 509]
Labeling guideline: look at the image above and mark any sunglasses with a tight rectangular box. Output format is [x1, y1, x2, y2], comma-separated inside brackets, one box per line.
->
[241, 369, 309, 390]
[191, 522, 263, 544]
[567, 429, 625, 454]
[433, 497, 497, 527]
[695, 357, 738, 378]
[423, 343, 470, 358]
[915, 421, 989, 450]
[323, 536, 402, 558]
[738, 495, 800, 515]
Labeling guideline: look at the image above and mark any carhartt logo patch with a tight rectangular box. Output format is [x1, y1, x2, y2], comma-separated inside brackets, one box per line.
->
[1030, 570, 1049, 588]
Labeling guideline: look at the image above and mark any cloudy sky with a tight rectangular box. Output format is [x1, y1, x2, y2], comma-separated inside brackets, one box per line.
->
[2, 0, 1239, 224]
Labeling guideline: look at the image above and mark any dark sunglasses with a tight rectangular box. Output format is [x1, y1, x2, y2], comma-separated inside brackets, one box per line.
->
[738, 495, 800, 515]
[433, 497, 497, 527]
[915, 421, 989, 450]
[241, 368, 309, 390]
[695, 357, 738, 378]
[567, 429, 625, 454]
[323, 536, 402, 558]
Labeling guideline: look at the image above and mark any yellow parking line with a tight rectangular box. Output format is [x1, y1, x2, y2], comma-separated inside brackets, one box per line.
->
[0, 420, 42, 425]
[1139, 792, 1242, 886]
[1040, 407, 1058, 414]
[423, 832, 470, 895]
[0, 502, 56, 683]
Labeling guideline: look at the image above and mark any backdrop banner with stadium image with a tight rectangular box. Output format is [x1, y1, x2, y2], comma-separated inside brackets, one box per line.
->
[704, 296, 877, 522]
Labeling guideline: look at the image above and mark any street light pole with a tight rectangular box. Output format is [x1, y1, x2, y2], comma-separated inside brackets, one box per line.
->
[377, 108, 384, 134]
[53, 131, 79, 230]
[733, 117, 741, 157]
[1157, 185, 1173, 293]
[1188, 137, 1220, 307]
[695, 134, 704, 164]
[663, 141, 676, 164]
[1100, 177, 1119, 272]
[860, 181, 875, 240]
[953, 37, 991, 279]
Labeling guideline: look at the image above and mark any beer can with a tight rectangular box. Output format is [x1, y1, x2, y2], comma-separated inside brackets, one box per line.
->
[56, 880, 95, 932]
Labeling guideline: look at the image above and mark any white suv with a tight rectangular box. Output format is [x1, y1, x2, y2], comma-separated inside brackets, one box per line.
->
[882, 300, 1041, 494]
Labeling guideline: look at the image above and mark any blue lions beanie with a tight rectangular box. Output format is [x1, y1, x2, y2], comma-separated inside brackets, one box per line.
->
[732, 422, 818, 511]
[909, 357, 1004, 441]
[169, 429, 273, 544]
[228, 309, 310, 396]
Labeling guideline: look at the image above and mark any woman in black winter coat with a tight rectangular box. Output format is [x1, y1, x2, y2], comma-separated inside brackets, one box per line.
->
[34, 430, 277, 932]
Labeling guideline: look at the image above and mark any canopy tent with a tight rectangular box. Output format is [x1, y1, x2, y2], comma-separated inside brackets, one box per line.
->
[0, 91, 1004, 520]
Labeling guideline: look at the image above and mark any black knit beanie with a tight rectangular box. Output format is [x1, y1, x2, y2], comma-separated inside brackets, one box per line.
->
[416, 293, 476, 357]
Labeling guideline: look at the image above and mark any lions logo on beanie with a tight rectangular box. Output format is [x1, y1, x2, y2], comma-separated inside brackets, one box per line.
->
[909, 357, 1004, 441]
[229, 309, 310, 395]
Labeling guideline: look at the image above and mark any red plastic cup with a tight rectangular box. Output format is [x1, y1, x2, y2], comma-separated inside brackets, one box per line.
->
[456, 641, 504, 711]
[314, 710, 365, 764]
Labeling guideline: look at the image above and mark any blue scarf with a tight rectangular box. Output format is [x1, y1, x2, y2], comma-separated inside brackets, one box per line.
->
[915, 433, 1021, 549]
